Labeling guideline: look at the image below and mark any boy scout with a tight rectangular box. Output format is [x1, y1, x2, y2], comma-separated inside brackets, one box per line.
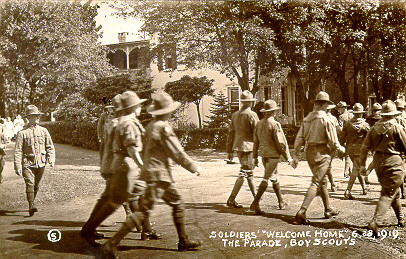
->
[226, 90, 259, 208]
[326, 104, 340, 192]
[99, 92, 201, 258]
[360, 100, 406, 237]
[395, 99, 406, 199]
[337, 101, 353, 178]
[14, 105, 55, 216]
[80, 91, 147, 246]
[340, 103, 370, 199]
[292, 92, 345, 224]
[250, 100, 291, 214]
[366, 103, 382, 127]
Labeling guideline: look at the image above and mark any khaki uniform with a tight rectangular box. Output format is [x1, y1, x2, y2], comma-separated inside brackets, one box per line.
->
[340, 117, 370, 196]
[81, 114, 145, 241]
[360, 118, 406, 227]
[338, 110, 354, 176]
[326, 112, 340, 190]
[251, 116, 290, 211]
[14, 125, 55, 197]
[134, 119, 198, 240]
[366, 114, 381, 128]
[294, 110, 343, 212]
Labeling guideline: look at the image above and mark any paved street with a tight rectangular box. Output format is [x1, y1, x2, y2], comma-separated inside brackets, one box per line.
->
[0, 143, 405, 258]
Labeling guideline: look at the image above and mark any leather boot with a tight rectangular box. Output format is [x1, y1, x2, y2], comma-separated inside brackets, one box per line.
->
[295, 208, 309, 225]
[400, 183, 405, 199]
[272, 182, 287, 210]
[27, 192, 37, 217]
[250, 181, 267, 214]
[368, 195, 392, 237]
[300, 184, 318, 210]
[227, 176, 244, 208]
[178, 236, 201, 252]
[358, 175, 367, 195]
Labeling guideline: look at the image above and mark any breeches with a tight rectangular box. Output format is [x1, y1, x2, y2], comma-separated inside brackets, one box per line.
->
[305, 145, 331, 188]
[349, 155, 361, 177]
[262, 157, 279, 182]
[374, 154, 405, 197]
[237, 151, 254, 177]
[139, 181, 183, 212]
[22, 166, 45, 193]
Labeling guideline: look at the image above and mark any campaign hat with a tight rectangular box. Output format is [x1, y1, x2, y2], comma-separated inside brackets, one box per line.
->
[371, 103, 382, 111]
[238, 90, 257, 102]
[147, 92, 181, 115]
[311, 91, 334, 104]
[260, 100, 280, 112]
[25, 105, 43, 117]
[336, 101, 349, 108]
[120, 91, 147, 111]
[351, 103, 366, 113]
[380, 100, 402, 116]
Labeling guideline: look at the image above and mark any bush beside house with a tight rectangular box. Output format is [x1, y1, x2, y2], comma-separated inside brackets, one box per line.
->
[41, 121, 300, 152]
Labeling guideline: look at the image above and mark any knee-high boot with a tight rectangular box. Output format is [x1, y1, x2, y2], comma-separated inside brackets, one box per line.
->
[391, 196, 405, 227]
[26, 192, 37, 217]
[369, 195, 392, 237]
[246, 174, 256, 198]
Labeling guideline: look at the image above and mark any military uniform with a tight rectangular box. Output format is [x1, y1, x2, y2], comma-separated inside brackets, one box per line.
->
[360, 100, 406, 235]
[81, 92, 147, 246]
[226, 90, 259, 208]
[14, 105, 55, 216]
[250, 100, 291, 214]
[395, 99, 406, 199]
[340, 104, 369, 199]
[99, 93, 200, 258]
[293, 92, 345, 224]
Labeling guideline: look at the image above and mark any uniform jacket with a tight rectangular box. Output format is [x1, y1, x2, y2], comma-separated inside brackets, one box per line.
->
[294, 110, 342, 155]
[226, 108, 259, 153]
[111, 115, 144, 173]
[340, 117, 370, 156]
[395, 115, 406, 129]
[14, 124, 55, 171]
[140, 119, 197, 183]
[360, 118, 406, 165]
[253, 117, 291, 160]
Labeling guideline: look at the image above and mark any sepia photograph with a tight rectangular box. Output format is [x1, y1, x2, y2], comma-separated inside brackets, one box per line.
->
[0, 0, 406, 258]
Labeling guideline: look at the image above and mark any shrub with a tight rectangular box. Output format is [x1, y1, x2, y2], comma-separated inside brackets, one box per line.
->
[41, 121, 99, 150]
[174, 128, 228, 151]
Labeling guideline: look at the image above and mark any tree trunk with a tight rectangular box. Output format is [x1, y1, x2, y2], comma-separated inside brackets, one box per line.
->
[195, 101, 202, 128]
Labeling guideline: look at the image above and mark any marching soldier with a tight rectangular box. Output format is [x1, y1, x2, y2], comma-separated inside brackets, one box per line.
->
[395, 99, 406, 119]
[97, 104, 114, 145]
[250, 100, 291, 214]
[326, 104, 340, 192]
[337, 101, 353, 178]
[14, 105, 55, 216]
[80, 91, 147, 246]
[226, 90, 259, 208]
[340, 103, 370, 199]
[292, 92, 345, 224]
[360, 100, 406, 237]
[99, 92, 201, 258]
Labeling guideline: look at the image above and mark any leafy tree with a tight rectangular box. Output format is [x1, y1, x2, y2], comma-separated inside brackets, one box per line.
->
[204, 91, 230, 128]
[0, 0, 113, 116]
[164, 75, 214, 128]
[115, 1, 279, 95]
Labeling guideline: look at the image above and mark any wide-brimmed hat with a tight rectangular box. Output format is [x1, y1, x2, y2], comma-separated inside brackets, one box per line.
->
[311, 91, 334, 104]
[112, 94, 122, 112]
[238, 90, 257, 102]
[371, 103, 382, 111]
[336, 101, 349, 108]
[395, 99, 405, 109]
[25, 105, 43, 117]
[327, 104, 336, 110]
[352, 103, 366, 113]
[260, 100, 280, 112]
[380, 100, 402, 116]
[147, 92, 181, 115]
[119, 91, 147, 111]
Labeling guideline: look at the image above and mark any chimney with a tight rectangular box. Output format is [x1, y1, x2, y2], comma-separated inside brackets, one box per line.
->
[118, 32, 129, 43]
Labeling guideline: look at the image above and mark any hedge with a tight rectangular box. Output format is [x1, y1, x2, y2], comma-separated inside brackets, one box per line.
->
[41, 121, 300, 152]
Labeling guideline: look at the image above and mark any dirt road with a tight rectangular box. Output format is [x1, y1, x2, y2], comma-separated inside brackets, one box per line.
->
[0, 143, 405, 258]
